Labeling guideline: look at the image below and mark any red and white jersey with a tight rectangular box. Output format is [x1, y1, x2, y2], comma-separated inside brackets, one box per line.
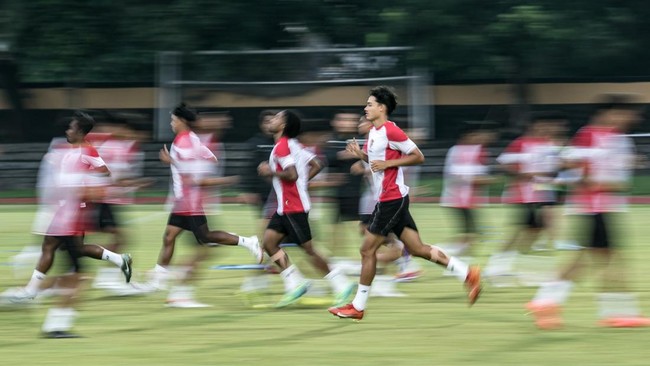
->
[564, 125, 633, 213]
[95, 137, 143, 204]
[34, 141, 107, 236]
[169, 130, 216, 216]
[363, 121, 418, 202]
[441, 144, 489, 209]
[270, 136, 315, 215]
[498, 136, 555, 204]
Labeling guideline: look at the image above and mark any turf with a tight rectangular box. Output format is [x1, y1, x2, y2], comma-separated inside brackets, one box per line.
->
[1, 203, 650, 366]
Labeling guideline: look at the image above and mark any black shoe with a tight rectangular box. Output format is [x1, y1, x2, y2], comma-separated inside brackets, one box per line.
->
[43, 331, 81, 339]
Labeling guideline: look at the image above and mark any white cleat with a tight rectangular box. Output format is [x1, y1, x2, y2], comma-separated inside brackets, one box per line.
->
[165, 299, 212, 308]
[1, 287, 36, 306]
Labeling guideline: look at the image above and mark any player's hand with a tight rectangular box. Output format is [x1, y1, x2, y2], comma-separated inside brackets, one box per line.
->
[346, 138, 363, 159]
[257, 161, 272, 177]
[159, 144, 171, 164]
[370, 160, 390, 172]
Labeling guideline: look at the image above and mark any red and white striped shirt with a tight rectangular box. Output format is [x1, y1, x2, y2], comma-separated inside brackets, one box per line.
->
[364, 121, 418, 202]
[441, 144, 488, 209]
[270, 136, 315, 215]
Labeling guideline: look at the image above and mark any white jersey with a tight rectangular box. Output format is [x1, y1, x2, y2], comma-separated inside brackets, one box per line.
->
[269, 136, 315, 215]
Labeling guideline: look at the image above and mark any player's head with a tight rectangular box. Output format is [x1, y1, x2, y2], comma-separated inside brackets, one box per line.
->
[332, 110, 360, 134]
[259, 109, 277, 136]
[171, 102, 197, 133]
[593, 94, 642, 131]
[528, 110, 566, 136]
[460, 121, 496, 145]
[66, 111, 95, 144]
[270, 109, 302, 138]
[366, 86, 397, 121]
[358, 115, 372, 135]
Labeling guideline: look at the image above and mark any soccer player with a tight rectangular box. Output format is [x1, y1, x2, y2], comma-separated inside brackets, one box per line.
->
[2, 112, 133, 337]
[440, 122, 495, 256]
[257, 109, 355, 308]
[152, 103, 262, 307]
[328, 86, 482, 320]
[527, 95, 650, 329]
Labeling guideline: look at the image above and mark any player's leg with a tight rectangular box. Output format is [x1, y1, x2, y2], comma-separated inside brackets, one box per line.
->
[79, 241, 132, 283]
[22, 236, 64, 298]
[192, 218, 262, 263]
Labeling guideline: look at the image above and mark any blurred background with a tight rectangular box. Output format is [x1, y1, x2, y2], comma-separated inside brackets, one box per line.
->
[2, 0, 650, 195]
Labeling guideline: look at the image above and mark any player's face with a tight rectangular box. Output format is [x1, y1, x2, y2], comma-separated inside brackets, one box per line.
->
[268, 111, 286, 134]
[170, 114, 182, 133]
[260, 115, 273, 136]
[65, 120, 82, 144]
[364, 96, 383, 122]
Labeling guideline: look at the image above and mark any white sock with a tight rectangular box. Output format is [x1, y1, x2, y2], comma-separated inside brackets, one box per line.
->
[597, 292, 641, 319]
[352, 284, 371, 311]
[325, 268, 350, 294]
[102, 248, 124, 267]
[25, 270, 46, 296]
[533, 280, 573, 305]
[168, 285, 193, 301]
[446, 257, 469, 282]
[280, 265, 304, 292]
[237, 236, 256, 251]
[42, 307, 76, 332]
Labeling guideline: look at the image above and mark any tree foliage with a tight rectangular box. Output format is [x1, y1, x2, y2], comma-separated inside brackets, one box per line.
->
[3, 0, 650, 83]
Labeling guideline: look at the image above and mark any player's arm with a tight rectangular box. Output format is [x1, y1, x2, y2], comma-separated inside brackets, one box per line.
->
[370, 148, 424, 172]
[258, 161, 298, 182]
[307, 157, 323, 181]
[350, 160, 367, 175]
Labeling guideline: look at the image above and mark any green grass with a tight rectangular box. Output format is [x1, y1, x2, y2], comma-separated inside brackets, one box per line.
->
[1, 203, 650, 365]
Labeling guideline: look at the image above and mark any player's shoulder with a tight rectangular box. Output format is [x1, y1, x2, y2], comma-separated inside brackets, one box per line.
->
[173, 131, 196, 148]
[81, 142, 100, 157]
[385, 121, 408, 141]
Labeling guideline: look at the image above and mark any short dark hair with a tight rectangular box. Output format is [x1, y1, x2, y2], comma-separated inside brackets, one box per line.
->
[172, 102, 197, 123]
[530, 110, 566, 122]
[73, 111, 95, 135]
[595, 94, 640, 112]
[282, 109, 302, 138]
[369, 85, 398, 115]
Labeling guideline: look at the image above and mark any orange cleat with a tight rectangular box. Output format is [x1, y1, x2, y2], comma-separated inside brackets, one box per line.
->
[465, 266, 482, 306]
[526, 301, 563, 330]
[328, 303, 364, 320]
[599, 317, 650, 328]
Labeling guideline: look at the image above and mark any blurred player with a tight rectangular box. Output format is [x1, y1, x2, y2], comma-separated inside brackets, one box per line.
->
[257, 109, 355, 308]
[527, 95, 650, 329]
[484, 115, 558, 280]
[329, 86, 482, 320]
[440, 122, 495, 256]
[152, 103, 262, 307]
[1, 112, 132, 337]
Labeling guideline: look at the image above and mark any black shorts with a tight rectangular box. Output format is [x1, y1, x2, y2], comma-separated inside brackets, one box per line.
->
[267, 212, 312, 245]
[359, 214, 373, 226]
[520, 203, 545, 229]
[368, 196, 418, 237]
[453, 207, 477, 234]
[589, 213, 614, 249]
[335, 196, 361, 222]
[167, 214, 208, 244]
[95, 203, 119, 229]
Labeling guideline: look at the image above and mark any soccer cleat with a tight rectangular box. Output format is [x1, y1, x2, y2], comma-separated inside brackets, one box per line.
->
[328, 303, 364, 320]
[274, 281, 311, 308]
[42, 331, 81, 339]
[120, 253, 133, 283]
[526, 301, 563, 330]
[464, 266, 482, 306]
[333, 283, 356, 307]
[394, 270, 423, 283]
[598, 317, 650, 328]
[165, 299, 212, 308]
[1, 287, 36, 305]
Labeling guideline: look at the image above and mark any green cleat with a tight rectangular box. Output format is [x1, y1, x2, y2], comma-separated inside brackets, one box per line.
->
[333, 283, 356, 307]
[274, 281, 311, 308]
[120, 253, 133, 283]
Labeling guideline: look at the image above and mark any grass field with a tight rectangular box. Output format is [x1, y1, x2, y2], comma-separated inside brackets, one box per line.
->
[1, 203, 650, 366]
